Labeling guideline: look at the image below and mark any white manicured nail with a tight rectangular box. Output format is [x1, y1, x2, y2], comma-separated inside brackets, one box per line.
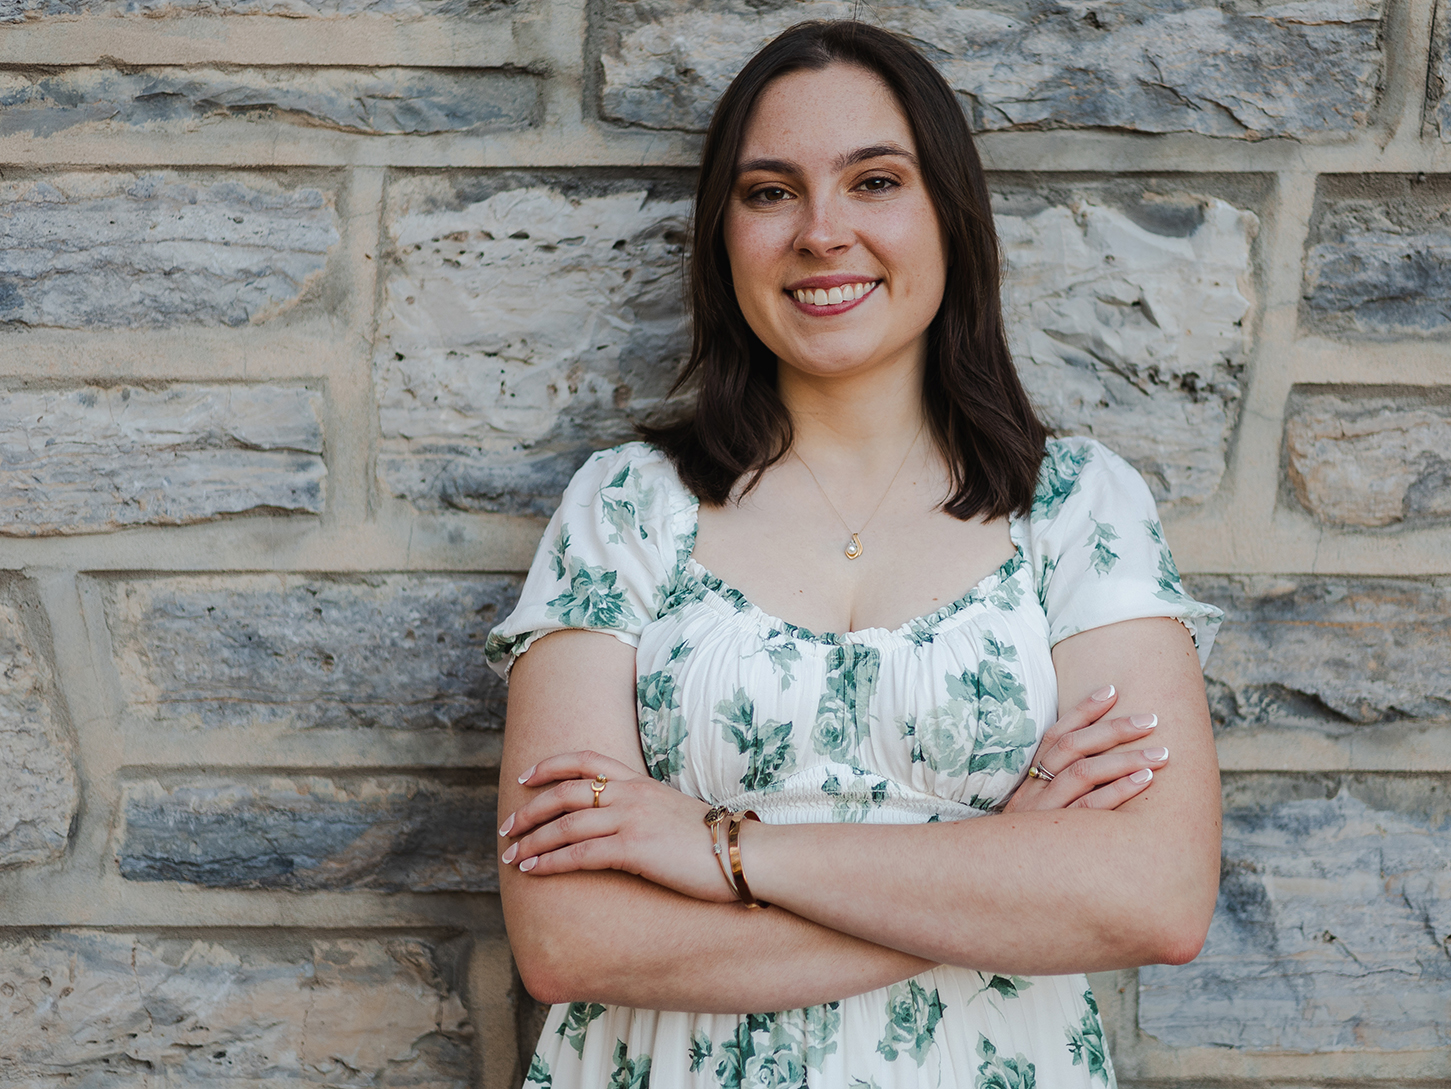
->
[1130, 768, 1153, 784]
[518, 765, 536, 784]
[518, 856, 537, 872]
[1131, 714, 1157, 729]
[1090, 684, 1115, 701]
[1143, 747, 1169, 761]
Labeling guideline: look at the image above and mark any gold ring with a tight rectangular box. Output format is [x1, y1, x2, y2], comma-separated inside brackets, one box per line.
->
[591, 774, 608, 807]
[1026, 763, 1056, 783]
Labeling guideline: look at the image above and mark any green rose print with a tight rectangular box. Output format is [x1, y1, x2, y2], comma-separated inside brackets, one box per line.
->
[1087, 516, 1120, 575]
[1031, 441, 1091, 520]
[546, 559, 640, 631]
[599, 465, 651, 545]
[975, 1034, 1036, 1089]
[1144, 519, 1189, 604]
[876, 979, 947, 1065]
[811, 643, 881, 760]
[715, 689, 797, 792]
[956, 635, 1036, 777]
[689, 1030, 713, 1073]
[524, 1053, 552, 1088]
[821, 768, 890, 822]
[715, 1013, 807, 1089]
[980, 973, 1034, 1002]
[761, 629, 803, 691]
[556, 1001, 606, 1058]
[549, 527, 572, 579]
[609, 1039, 651, 1089]
[1066, 990, 1111, 1085]
[988, 571, 1025, 611]
[804, 1001, 842, 1068]
[637, 642, 692, 782]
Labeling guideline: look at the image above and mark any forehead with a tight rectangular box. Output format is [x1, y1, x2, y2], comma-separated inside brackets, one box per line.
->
[738, 63, 915, 164]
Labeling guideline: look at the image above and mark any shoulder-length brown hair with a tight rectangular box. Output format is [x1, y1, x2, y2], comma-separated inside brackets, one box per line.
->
[642, 19, 1047, 520]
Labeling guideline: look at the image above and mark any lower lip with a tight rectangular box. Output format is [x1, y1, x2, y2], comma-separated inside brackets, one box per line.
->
[787, 283, 878, 316]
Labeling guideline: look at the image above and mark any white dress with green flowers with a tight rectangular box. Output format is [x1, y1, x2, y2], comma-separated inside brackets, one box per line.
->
[486, 436, 1221, 1089]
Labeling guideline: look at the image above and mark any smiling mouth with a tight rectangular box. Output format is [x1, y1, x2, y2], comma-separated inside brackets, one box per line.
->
[788, 280, 879, 311]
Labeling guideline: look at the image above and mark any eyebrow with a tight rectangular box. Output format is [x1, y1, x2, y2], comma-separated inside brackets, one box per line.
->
[735, 143, 917, 177]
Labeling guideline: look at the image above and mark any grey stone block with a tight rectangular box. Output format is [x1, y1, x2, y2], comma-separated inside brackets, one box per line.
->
[0, 579, 78, 869]
[374, 173, 692, 515]
[0, 385, 326, 536]
[1140, 774, 1451, 1052]
[598, 0, 1383, 139]
[1433, 0, 1450, 142]
[0, 929, 473, 1085]
[0, 66, 541, 137]
[119, 775, 498, 891]
[0, 172, 337, 329]
[1184, 574, 1451, 730]
[997, 181, 1256, 507]
[99, 572, 519, 731]
[1284, 387, 1451, 528]
[1302, 175, 1451, 338]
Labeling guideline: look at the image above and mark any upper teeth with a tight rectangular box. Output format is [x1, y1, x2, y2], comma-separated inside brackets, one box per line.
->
[794, 282, 875, 305]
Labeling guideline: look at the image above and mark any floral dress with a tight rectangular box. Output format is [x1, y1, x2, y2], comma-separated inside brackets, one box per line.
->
[486, 437, 1222, 1089]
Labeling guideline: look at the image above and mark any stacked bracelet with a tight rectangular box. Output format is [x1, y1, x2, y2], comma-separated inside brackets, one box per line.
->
[702, 804, 768, 910]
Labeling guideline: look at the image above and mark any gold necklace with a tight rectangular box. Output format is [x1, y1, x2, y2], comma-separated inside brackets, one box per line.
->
[793, 423, 924, 561]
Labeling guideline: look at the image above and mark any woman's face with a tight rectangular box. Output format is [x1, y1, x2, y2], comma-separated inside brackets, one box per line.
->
[723, 62, 948, 386]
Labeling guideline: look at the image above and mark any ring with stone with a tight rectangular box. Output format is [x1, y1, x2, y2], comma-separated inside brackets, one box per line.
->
[591, 774, 608, 807]
[1026, 763, 1056, 783]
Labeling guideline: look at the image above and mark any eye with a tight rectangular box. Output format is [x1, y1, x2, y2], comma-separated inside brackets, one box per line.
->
[857, 176, 897, 193]
[748, 185, 792, 204]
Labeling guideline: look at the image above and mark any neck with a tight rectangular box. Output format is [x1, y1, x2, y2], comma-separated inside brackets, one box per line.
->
[776, 354, 927, 467]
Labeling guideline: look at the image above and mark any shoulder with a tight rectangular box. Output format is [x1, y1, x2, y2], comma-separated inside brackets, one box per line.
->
[1030, 436, 1150, 525]
[558, 441, 695, 553]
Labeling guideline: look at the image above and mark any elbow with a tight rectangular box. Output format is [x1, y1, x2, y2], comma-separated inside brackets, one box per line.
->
[513, 938, 592, 1006]
[1149, 919, 1210, 966]
[1131, 884, 1215, 967]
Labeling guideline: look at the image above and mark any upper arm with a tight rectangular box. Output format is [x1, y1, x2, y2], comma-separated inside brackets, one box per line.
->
[1052, 617, 1222, 936]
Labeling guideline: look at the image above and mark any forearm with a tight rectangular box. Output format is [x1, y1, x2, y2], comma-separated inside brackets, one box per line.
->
[740, 805, 1212, 975]
[504, 868, 934, 1012]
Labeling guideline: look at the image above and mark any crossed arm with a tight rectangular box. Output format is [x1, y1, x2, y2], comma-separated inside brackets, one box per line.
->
[497, 617, 1221, 1013]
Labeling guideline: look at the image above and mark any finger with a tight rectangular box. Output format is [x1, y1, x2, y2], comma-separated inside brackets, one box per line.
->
[506, 776, 618, 838]
[503, 807, 619, 869]
[1039, 747, 1169, 806]
[1034, 684, 1119, 754]
[1038, 712, 1158, 776]
[517, 832, 627, 877]
[515, 750, 638, 788]
[1068, 767, 1156, 810]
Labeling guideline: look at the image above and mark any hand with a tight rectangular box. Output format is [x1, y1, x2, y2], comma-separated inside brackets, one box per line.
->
[1000, 685, 1168, 813]
[498, 751, 739, 903]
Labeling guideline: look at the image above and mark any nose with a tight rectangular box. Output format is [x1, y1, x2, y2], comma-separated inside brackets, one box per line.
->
[792, 192, 853, 258]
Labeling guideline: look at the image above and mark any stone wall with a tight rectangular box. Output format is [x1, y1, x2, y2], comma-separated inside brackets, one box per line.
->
[0, 1, 1447, 1087]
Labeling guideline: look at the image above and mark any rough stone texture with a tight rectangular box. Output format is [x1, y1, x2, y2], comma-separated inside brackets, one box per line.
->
[0, 930, 473, 1086]
[997, 183, 1255, 506]
[0, 67, 541, 138]
[119, 776, 498, 891]
[0, 582, 78, 869]
[1140, 775, 1451, 1052]
[1184, 575, 1451, 731]
[0, 385, 326, 536]
[100, 573, 519, 731]
[1284, 387, 1451, 528]
[0, 173, 337, 330]
[1433, 0, 1450, 142]
[374, 174, 692, 515]
[1302, 175, 1451, 338]
[0, 0, 511, 16]
[599, 0, 1384, 139]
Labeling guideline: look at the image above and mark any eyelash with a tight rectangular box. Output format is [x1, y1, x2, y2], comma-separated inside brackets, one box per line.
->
[745, 175, 900, 204]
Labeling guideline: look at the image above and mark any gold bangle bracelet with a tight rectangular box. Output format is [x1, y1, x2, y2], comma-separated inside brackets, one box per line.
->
[727, 810, 768, 909]
[703, 804, 738, 896]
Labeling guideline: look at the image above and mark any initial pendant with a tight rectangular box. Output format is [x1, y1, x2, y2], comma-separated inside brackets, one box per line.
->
[844, 533, 863, 560]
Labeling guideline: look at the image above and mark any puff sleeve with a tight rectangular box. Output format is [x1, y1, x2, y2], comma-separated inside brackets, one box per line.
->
[1023, 438, 1222, 667]
[484, 444, 691, 678]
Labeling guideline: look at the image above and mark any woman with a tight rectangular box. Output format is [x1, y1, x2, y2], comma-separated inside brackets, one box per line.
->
[487, 20, 1222, 1089]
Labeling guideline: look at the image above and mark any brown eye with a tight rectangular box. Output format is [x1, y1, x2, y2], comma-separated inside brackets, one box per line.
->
[752, 186, 790, 203]
[859, 176, 896, 193]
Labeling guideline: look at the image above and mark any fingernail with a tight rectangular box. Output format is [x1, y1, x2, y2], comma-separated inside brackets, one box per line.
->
[498, 814, 514, 837]
[1131, 713, 1158, 729]
[518, 856, 537, 872]
[501, 843, 518, 864]
[1130, 768, 1153, 784]
[1143, 747, 1169, 761]
[1090, 684, 1115, 701]
[517, 765, 536, 784]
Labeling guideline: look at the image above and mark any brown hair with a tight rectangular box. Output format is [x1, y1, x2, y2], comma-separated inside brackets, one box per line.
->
[642, 19, 1047, 519]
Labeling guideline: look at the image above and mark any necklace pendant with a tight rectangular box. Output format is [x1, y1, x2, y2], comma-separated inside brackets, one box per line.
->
[844, 533, 863, 560]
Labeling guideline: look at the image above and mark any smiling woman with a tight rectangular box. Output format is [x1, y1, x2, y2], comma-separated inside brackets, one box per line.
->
[485, 20, 1224, 1089]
